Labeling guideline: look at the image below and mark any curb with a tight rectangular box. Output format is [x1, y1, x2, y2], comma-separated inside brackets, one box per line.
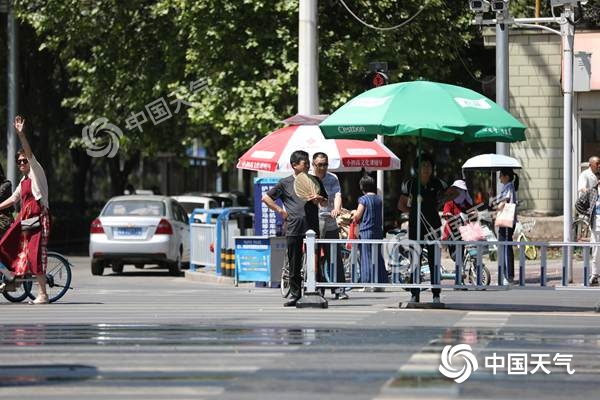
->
[184, 270, 235, 285]
[184, 270, 256, 287]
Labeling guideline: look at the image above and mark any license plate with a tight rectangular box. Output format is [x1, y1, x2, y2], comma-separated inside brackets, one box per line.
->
[116, 227, 142, 237]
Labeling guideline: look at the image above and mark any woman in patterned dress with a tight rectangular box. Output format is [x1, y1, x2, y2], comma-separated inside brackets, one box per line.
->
[0, 116, 51, 304]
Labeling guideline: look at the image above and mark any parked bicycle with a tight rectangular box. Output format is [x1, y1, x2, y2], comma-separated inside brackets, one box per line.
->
[572, 214, 591, 243]
[384, 229, 491, 287]
[1, 251, 73, 303]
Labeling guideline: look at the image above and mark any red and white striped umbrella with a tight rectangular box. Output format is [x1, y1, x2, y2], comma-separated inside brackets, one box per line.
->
[237, 125, 401, 172]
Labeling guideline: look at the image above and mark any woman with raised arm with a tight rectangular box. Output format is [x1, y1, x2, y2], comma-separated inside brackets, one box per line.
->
[0, 116, 51, 304]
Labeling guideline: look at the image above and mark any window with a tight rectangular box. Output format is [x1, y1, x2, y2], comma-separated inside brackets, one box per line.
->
[580, 118, 600, 163]
[103, 200, 166, 217]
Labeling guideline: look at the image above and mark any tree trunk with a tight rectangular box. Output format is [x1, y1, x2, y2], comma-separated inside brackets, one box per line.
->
[70, 148, 91, 213]
[108, 151, 141, 196]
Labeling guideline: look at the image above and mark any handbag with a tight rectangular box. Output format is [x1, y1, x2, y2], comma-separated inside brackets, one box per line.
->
[495, 203, 516, 228]
[345, 221, 359, 250]
[21, 216, 41, 231]
[458, 222, 485, 241]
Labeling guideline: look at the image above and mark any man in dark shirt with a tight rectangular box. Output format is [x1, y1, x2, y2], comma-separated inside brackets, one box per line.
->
[262, 150, 327, 307]
[398, 153, 450, 304]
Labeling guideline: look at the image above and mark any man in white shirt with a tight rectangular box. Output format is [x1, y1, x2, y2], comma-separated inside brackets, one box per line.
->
[578, 156, 599, 194]
[311, 152, 349, 299]
[578, 156, 600, 286]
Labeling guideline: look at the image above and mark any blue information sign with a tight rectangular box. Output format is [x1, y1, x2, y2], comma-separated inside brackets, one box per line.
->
[235, 237, 270, 282]
[253, 177, 284, 236]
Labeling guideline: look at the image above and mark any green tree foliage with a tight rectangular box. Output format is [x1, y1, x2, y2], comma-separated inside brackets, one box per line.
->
[13, 0, 493, 195]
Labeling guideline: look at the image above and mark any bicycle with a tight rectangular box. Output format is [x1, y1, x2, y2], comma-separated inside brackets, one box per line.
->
[572, 215, 591, 259]
[514, 220, 538, 260]
[572, 215, 591, 243]
[1, 251, 73, 303]
[385, 229, 491, 287]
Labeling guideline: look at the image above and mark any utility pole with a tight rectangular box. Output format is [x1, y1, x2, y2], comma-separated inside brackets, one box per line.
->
[5, 0, 18, 186]
[561, 5, 575, 282]
[298, 0, 319, 115]
[495, 7, 510, 160]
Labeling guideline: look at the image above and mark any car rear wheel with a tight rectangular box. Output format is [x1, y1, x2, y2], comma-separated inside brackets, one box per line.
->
[91, 260, 105, 276]
[111, 263, 124, 274]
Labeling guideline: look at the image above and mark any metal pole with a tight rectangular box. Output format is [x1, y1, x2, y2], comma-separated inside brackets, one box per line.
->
[376, 134, 384, 222]
[562, 7, 574, 282]
[495, 8, 510, 195]
[6, 0, 18, 186]
[298, 0, 319, 115]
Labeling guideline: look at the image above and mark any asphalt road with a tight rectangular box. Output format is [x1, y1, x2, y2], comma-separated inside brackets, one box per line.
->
[1, 256, 600, 399]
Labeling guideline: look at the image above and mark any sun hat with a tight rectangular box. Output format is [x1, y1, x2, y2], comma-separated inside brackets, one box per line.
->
[451, 179, 468, 191]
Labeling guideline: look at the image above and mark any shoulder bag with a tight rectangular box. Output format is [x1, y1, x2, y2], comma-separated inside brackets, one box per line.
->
[495, 203, 516, 228]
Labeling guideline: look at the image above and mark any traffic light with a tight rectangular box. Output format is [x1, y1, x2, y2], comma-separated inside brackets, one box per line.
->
[366, 61, 389, 89]
[366, 71, 389, 89]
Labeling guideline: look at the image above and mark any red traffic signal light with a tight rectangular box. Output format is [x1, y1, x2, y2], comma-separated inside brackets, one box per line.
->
[366, 71, 389, 89]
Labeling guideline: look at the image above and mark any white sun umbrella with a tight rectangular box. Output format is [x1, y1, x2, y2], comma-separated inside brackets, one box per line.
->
[462, 154, 522, 170]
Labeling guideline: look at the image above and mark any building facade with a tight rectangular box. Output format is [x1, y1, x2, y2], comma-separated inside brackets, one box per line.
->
[485, 29, 600, 215]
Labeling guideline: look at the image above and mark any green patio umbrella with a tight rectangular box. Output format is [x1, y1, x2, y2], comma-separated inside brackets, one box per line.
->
[319, 80, 526, 142]
[319, 80, 526, 270]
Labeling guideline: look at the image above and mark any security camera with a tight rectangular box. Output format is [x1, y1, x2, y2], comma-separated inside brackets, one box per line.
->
[550, 0, 588, 6]
[469, 0, 490, 13]
[490, 0, 509, 12]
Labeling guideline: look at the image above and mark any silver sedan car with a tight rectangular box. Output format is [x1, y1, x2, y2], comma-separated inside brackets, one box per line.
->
[89, 195, 190, 276]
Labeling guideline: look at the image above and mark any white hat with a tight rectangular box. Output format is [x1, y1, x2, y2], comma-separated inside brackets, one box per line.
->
[451, 179, 467, 191]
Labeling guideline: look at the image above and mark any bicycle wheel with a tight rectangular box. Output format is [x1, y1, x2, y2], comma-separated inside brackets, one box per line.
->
[464, 258, 491, 286]
[27, 252, 72, 303]
[572, 217, 591, 258]
[573, 217, 591, 242]
[2, 280, 32, 302]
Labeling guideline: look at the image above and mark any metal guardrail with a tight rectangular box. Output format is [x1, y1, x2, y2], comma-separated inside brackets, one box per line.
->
[189, 207, 252, 274]
[302, 230, 600, 293]
[189, 222, 217, 271]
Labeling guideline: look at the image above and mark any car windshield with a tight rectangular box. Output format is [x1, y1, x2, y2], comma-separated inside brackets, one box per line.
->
[179, 202, 214, 215]
[103, 200, 166, 217]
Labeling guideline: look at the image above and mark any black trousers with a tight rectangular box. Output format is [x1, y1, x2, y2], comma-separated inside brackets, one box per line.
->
[498, 226, 515, 281]
[411, 243, 441, 298]
[286, 236, 304, 299]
